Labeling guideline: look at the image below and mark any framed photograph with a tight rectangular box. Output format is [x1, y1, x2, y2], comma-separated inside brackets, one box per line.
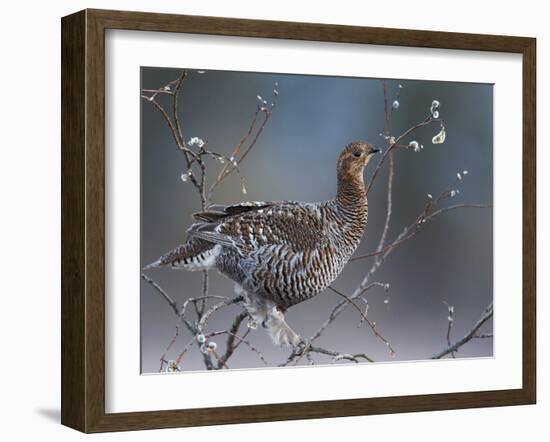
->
[61, 9, 536, 432]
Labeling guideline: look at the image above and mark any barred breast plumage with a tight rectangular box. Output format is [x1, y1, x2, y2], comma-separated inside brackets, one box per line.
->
[145, 141, 380, 346]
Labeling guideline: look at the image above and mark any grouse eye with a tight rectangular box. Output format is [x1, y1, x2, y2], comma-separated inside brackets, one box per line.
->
[353, 151, 362, 158]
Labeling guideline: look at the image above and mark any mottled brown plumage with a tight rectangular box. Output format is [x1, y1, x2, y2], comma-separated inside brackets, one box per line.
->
[146, 141, 379, 345]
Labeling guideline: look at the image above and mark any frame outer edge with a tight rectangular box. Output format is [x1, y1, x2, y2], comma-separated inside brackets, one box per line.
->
[61, 10, 87, 432]
[84, 9, 108, 432]
[522, 37, 536, 404]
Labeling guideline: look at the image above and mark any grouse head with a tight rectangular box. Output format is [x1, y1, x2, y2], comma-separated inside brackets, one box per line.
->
[337, 141, 379, 181]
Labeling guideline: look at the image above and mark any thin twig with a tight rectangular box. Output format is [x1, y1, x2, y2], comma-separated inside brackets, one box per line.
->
[208, 88, 278, 200]
[208, 328, 270, 366]
[217, 311, 249, 368]
[159, 326, 180, 372]
[197, 296, 244, 331]
[281, 343, 374, 366]
[141, 273, 178, 315]
[473, 333, 494, 339]
[366, 116, 438, 195]
[141, 272, 215, 369]
[350, 203, 492, 262]
[179, 294, 228, 318]
[175, 337, 196, 367]
[444, 302, 456, 358]
[431, 303, 493, 359]
[142, 71, 280, 371]
[327, 286, 395, 355]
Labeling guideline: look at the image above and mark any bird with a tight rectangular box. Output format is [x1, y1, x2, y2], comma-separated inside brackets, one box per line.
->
[144, 141, 380, 346]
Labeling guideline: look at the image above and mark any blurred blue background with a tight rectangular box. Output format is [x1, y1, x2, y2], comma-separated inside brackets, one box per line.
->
[140, 67, 493, 373]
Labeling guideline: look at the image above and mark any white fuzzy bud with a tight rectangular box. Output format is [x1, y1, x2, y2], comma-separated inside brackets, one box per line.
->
[432, 126, 446, 144]
[188, 137, 205, 148]
[430, 100, 440, 118]
[166, 360, 178, 372]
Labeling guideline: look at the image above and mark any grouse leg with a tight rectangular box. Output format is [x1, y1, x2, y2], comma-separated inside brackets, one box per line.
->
[242, 291, 300, 346]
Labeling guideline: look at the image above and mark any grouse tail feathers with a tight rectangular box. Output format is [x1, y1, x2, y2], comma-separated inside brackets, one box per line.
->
[143, 237, 220, 271]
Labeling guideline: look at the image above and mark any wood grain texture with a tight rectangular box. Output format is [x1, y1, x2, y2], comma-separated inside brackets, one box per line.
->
[85, 9, 107, 433]
[61, 10, 86, 431]
[60, 8, 537, 433]
[522, 38, 536, 403]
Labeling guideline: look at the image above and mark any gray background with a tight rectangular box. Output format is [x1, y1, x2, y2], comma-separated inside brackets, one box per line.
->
[140, 67, 493, 373]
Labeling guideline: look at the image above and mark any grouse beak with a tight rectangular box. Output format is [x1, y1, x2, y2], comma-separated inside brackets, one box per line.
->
[370, 146, 381, 154]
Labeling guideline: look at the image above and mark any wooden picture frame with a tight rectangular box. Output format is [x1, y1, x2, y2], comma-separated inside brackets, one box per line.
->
[61, 8, 536, 433]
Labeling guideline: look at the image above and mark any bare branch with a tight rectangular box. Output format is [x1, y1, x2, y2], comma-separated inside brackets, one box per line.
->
[208, 327, 270, 366]
[431, 303, 493, 359]
[142, 70, 279, 370]
[141, 273, 215, 369]
[141, 273, 178, 315]
[327, 286, 396, 355]
[172, 70, 187, 147]
[217, 311, 249, 368]
[159, 326, 180, 372]
[350, 203, 492, 262]
[366, 116, 438, 195]
[281, 343, 375, 366]
[144, 75, 492, 372]
[309, 346, 374, 364]
[208, 86, 279, 201]
[175, 337, 196, 368]
[443, 302, 456, 358]
[197, 296, 244, 332]
[473, 333, 493, 339]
